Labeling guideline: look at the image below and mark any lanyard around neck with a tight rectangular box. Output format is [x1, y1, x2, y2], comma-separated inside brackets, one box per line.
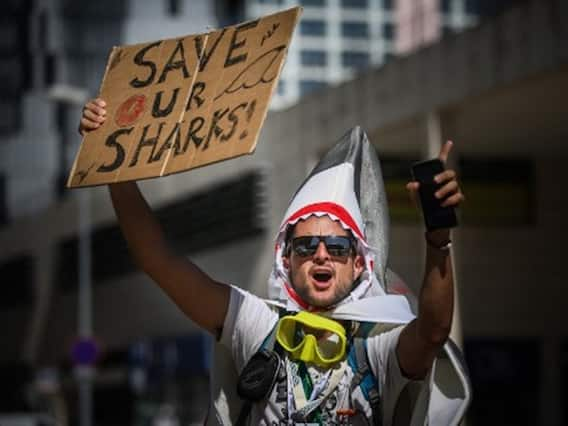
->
[286, 357, 346, 422]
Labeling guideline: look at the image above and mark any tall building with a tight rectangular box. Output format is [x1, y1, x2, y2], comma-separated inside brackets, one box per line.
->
[244, 0, 479, 109]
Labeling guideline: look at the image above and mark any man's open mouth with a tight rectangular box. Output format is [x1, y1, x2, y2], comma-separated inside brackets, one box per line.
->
[312, 271, 332, 284]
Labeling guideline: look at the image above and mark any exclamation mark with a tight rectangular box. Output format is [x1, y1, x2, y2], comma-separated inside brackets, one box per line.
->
[239, 99, 257, 140]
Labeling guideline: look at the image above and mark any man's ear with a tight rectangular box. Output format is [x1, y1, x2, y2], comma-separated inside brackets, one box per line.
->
[353, 254, 365, 279]
[282, 254, 290, 270]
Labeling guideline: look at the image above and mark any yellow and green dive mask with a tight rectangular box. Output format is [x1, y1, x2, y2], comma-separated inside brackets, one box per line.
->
[275, 311, 347, 367]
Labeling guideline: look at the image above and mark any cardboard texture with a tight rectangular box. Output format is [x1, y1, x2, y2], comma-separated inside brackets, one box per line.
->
[68, 7, 302, 188]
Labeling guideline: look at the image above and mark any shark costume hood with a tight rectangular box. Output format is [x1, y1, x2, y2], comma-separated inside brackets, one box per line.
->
[267, 125, 407, 314]
[207, 127, 471, 425]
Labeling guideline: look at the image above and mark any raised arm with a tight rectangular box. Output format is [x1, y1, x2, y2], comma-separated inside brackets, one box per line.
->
[79, 99, 230, 337]
[397, 141, 465, 379]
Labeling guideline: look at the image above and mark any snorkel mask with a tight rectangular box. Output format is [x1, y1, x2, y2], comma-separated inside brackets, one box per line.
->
[276, 311, 347, 367]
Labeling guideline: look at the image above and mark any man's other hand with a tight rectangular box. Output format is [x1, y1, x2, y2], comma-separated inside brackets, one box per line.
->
[405, 141, 465, 243]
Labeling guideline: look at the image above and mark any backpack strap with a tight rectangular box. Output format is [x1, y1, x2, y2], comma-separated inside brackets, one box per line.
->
[235, 307, 287, 426]
[260, 306, 288, 354]
[348, 323, 382, 426]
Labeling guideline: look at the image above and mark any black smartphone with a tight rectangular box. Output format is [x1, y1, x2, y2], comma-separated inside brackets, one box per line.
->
[411, 159, 457, 231]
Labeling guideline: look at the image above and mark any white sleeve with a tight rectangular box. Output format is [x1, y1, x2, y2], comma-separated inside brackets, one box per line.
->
[219, 285, 279, 373]
[366, 325, 422, 426]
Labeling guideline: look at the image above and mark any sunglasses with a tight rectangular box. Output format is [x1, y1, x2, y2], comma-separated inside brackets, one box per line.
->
[290, 235, 355, 257]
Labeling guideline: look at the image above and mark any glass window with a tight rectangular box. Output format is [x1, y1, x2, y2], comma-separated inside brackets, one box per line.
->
[300, 20, 327, 36]
[465, 339, 540, 425]
[300, 50, 328, 66]
[166, 0, 181, 16]
[340, 0, 368, 8]
[300, 0, 326, 6]
[0, 255, 33, 308]
[341, 51, 370, 69]
[465, 0, 480, 15]
[381, 156, 421, 224]
[341, 22, 369, 38]
[441, 0, 451, 12]
[0, 100, 19, 137]
[384, 52, 395, 62]
[382, 0, 393, 10]
[459, 157, 535, 226]
[300, 80, 327, 96]
[442, 25, 456, 38]
[383, 22, 395, 39]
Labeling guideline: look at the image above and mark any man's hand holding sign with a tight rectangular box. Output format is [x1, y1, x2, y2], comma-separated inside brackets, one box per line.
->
[75, 7, 470, 424]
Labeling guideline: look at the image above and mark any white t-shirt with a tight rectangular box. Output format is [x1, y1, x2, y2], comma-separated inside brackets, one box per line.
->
[220, 286, 412, 425]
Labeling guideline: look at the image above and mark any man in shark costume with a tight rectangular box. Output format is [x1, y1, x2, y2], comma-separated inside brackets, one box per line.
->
[78, 102, 469, 425]
[208, 127, 471, 425]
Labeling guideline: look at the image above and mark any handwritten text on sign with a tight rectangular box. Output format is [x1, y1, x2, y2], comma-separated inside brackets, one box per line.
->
[68, 7, 301, 187]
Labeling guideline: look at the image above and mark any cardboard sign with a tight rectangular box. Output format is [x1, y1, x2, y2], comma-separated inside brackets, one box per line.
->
[67, 7, 302, 188]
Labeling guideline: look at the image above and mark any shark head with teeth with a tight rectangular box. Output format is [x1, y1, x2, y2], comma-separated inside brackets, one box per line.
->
[268, 126, 391, 312]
